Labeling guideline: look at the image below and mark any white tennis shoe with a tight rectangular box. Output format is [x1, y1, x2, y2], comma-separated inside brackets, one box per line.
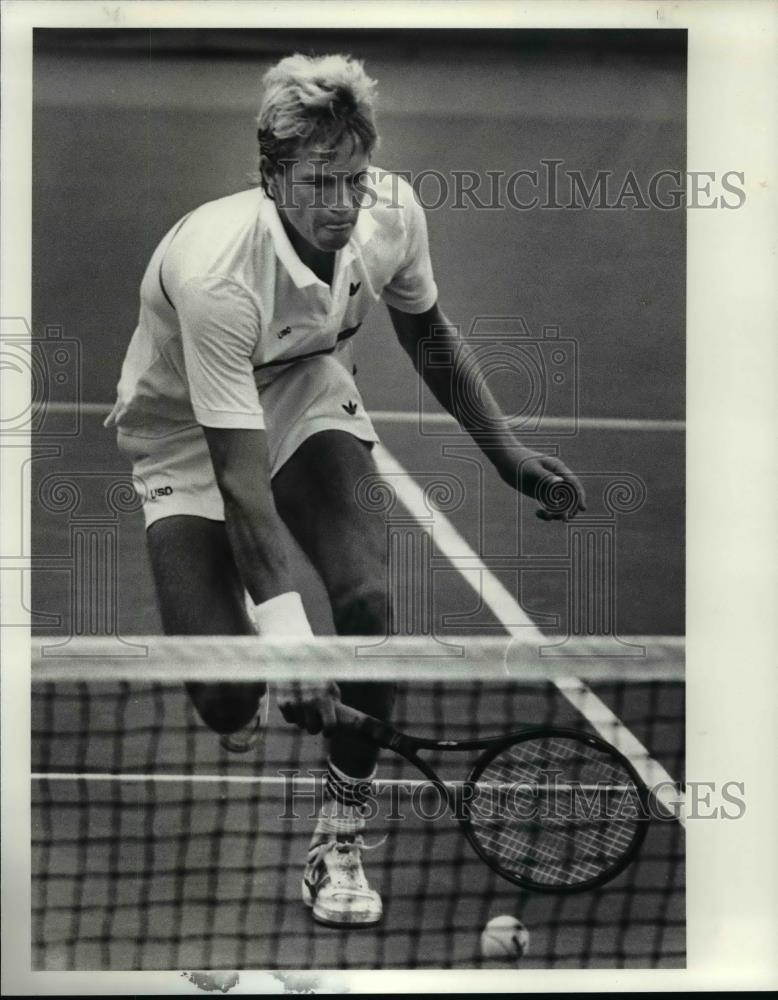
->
[302, 833, 383, 926]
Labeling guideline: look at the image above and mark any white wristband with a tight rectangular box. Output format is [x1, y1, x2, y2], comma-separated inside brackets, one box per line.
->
[253, 591, 313, 636]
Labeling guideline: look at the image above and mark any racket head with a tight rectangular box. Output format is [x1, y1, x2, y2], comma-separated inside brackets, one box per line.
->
[461, 726, 651, 894]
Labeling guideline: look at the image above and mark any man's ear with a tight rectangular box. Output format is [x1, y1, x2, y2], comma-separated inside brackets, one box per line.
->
[258, 154, 276, 200]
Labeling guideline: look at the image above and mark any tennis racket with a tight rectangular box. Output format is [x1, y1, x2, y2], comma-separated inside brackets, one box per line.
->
[334, 703, 650, 894]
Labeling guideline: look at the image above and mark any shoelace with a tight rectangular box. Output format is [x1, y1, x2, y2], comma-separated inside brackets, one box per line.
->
[308, 834, 387, 892]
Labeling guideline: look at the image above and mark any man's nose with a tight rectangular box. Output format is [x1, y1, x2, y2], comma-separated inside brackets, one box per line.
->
[332, 178, 362, 212]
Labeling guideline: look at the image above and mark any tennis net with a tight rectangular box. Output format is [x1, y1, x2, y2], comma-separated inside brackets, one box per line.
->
[31, 634, 684, 970]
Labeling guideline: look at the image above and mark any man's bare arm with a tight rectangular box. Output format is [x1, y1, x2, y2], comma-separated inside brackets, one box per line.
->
[202, 426, 296, 604]
[203, 425, 340, 729]
[388, 302, 586, 519]
[389, 302, 517, 451]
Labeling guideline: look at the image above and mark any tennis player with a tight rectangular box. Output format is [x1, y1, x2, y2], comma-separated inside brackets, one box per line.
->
[106, 53, 585, 927]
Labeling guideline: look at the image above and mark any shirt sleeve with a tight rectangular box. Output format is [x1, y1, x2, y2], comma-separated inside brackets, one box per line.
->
[381, 178, 438, 314]
[176, 275, 265, 430]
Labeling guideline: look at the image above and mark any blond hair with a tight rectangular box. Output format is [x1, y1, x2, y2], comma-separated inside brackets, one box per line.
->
[255, 53, 378, 186]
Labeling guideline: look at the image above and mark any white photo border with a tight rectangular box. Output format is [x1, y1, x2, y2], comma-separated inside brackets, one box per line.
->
[2, 0, 777, 994]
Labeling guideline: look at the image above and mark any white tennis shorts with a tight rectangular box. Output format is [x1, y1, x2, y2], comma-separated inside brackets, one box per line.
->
[116, 354, 379, 527]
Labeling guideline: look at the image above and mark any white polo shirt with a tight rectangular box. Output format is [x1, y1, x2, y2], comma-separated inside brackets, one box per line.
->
[105, 170, 438, 437]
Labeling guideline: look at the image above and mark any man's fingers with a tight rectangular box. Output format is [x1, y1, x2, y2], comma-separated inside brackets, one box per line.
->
[536, 466, 588, 519]
[278, 693, 339, 735]
[303, 704, 323, 735]
[547, 460, 587, 513]
[277, 683, 342, 735]
[537, 473, 578, 517]
[319, 698, 339, 736]
[565, 471, 587, 512]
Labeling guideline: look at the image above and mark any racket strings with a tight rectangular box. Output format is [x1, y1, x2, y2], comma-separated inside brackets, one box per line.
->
[468, 735, 645, 888]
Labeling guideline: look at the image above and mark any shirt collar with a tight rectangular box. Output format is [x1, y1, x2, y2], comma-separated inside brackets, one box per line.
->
[261, 191, 377, 289]
[353, 207, 377, 246]
[262, 194, 320, 288]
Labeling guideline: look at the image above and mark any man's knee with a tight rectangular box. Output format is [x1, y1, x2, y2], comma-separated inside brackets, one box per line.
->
[331, 586, 392, 637]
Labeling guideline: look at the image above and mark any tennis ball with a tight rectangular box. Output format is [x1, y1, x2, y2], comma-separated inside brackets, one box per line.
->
[480, 915, 530, 960]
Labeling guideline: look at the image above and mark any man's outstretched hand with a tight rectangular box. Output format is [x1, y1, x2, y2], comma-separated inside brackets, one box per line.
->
[275, 680, 342, 735]
[497, 447, 587, 521]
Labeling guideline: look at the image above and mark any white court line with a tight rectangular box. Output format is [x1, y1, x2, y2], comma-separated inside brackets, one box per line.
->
[31, 772, 427, 788]
[45, 401, 683, 433]
[372, 412, 684, 433]
[374, 443, 542, 638]
[372, 442, 685, 827]
[31, 773, 644, 795]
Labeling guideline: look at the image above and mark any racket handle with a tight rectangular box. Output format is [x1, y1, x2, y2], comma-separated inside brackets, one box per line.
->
[334, 702, 400, 750]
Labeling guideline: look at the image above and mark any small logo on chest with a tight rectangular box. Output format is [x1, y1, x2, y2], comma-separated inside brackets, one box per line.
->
[349, 282, 361, 297]
[342, 401, 358, 415]
[277, 326, 292, 339]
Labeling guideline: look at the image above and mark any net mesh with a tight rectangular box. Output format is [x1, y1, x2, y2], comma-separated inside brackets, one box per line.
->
[31, 635, 684, 970]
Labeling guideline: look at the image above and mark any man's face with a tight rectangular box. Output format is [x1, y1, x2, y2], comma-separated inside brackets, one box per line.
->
[266, 141, 371, 253]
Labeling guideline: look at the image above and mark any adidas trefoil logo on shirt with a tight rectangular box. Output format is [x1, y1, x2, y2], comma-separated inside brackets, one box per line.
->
[342, 401, 358, 415]
[277, 326, 292, 339]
